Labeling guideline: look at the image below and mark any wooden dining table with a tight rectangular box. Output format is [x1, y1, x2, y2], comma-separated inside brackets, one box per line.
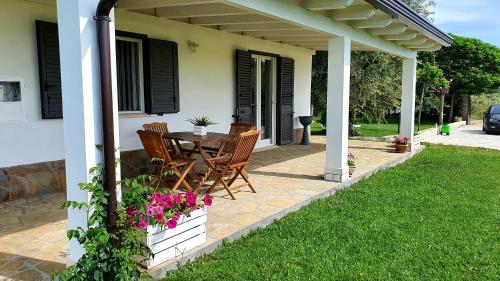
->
[165, 132, 234, 190]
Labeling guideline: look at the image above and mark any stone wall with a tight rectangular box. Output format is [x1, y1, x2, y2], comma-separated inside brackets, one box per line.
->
[0, 150, 152, 203]
[0, 160, 66, 203]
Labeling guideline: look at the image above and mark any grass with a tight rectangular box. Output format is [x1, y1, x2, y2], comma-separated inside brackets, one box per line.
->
[163, 145, 500, 280]
[311, 119, 436, 137]
[358, 121, 435, 137]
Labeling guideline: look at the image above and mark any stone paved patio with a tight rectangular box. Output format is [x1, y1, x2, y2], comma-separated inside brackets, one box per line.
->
[0, 137, 417, 280]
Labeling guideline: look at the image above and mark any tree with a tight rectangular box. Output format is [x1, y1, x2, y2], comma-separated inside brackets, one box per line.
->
[417, 62, 450, 126]
[310, 0, 437, 132]
[403, 0, 436, 20]
[419, 35, 500, 124]
[311, 51, 402, 133]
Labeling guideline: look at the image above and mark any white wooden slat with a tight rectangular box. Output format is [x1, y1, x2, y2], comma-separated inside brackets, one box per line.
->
[145, 232, 207, 268]
[149, 224, 206, 254]
[117, 0, 216, 10]
[191, 14, 277, 25]
[219, 22, 302, 32]
[351, 15, 394, 29]
[331, 6, 376, 20]
[156, 3, 249, 18]
[147, 215, 207, 245]
[302, 0, 354, 10]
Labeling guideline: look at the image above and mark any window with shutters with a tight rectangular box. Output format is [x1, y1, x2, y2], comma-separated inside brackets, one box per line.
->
[116, 37, 144, 113]
[35, 21, 180, 119]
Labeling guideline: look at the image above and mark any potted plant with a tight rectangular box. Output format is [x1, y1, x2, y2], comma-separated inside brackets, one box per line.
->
[187, 115, 217, 136]
[394, 136, 409, 153]
[347, 153, 356, 176]
[122, 177, 213, 268]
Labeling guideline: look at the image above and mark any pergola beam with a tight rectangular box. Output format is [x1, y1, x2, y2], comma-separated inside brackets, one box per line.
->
[399, 35, 428, 45]
[190, 14, 276, 25]
[330, 6, 376, 20]
[242, 29, 323, 37]
[411, 43, 443, 52]
[370, 23, 407, 35]
[219, 22, 302, 32]
[302, 0, 354, 10]
[260, 35, 332, 41]
[277, 40, 328, 45]
[351, 15, 394, 29]
[156, 3, 249, 18]
[409, 41, 439, 50]
[384, 31, 418, 41]
[117, 0, 216, 10]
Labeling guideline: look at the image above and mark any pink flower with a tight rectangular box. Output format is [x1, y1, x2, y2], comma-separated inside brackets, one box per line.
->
[146, 205, 154, 217]
[126, 206, 136, 215]
[184, 191, 197, 208]
[164, 195, 174, 209]
[204, 194, 213, 206]
[174, 193, 183, 204]
[137, 216, 149, 229]
[166, 218, 178, 229]
[155, 213, 163, 223]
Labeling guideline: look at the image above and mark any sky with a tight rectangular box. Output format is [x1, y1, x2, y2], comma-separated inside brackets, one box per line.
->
[433, 0, 500, 47]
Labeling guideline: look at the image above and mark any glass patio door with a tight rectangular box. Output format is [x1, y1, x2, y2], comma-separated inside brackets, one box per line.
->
[251, 55, 276, 147]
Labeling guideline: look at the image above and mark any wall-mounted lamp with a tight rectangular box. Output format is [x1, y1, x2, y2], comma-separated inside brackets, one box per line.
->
[188, 40, 200, 53]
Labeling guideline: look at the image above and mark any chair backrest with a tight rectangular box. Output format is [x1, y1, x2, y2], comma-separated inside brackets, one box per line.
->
[143, 122, 177, 153]
[228, 130, 261, 166]
[223, 123, 255, 153]
[137, 130, 173, 164]
[143, 122, 169, 136]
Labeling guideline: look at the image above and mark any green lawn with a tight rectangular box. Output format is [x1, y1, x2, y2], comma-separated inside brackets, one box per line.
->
[164, 145, 500, 280]
[358, 121, 435, 137]
[311, 120, 436, 137]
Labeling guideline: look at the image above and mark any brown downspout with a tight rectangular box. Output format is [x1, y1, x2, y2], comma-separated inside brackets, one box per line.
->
[95, 0, 119, 235]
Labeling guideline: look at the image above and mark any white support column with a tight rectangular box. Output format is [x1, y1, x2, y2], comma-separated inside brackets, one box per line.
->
[325, 36, 351, 182]
[57, 0, 120, 265]
[400, 58, 417, 150]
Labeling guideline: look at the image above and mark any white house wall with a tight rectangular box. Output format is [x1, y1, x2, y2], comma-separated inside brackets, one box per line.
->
[0, 0, 313, 168]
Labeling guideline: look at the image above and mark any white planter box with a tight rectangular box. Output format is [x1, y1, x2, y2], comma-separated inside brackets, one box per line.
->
[193, 126, 207, 136]
[413, 134, 421, 147]
[143, 207, 207, 268]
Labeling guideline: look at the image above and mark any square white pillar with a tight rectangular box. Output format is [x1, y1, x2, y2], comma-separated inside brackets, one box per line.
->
[325, 36, 351, 182]
[400, 58, 417, 150]
[57, 0, 120, 265]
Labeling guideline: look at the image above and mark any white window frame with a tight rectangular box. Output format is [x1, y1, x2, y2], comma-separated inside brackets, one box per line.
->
[0, 79, 26, 122]
[116, 36, 145, 115]
[251, 54, 277, 147]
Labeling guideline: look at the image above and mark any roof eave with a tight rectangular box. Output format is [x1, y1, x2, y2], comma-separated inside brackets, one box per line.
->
[365, 0, 453, 47]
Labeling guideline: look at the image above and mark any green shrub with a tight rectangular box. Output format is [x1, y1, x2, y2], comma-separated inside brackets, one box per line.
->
[472, 93, 500, 119]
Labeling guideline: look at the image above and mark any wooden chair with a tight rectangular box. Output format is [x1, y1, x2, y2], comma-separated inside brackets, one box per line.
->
[204, 123, 255, 157]
[137, 130, 194, 192]
[143, 122, 186, 155]
[206, 130, 261, 200]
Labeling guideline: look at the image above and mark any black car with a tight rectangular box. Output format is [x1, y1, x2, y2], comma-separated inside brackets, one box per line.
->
[483, 104, 500, 134]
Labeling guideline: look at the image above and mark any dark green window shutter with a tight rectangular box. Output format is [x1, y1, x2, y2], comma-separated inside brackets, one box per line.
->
[235, 49, 254, 124]
[277, 57, 294, 145]
[145, 39, 179, 114]
[36, 21, 62, 119]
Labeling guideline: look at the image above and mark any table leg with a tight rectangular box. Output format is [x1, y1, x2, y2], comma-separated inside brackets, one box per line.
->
[194, 141, 214, 192]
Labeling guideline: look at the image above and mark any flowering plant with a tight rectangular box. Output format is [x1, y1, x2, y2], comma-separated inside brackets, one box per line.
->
[126, 191, 213, 230]
[393, 136, 409, 145]
[347, 153, 356, 166]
